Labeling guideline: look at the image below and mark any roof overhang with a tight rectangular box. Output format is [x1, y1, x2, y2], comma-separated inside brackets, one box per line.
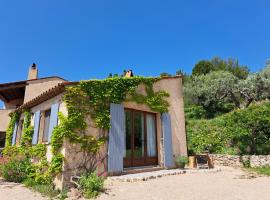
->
[0, 80, 27, 102]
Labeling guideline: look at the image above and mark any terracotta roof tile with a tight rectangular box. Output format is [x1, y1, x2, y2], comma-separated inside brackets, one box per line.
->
[15, 81, 78, 112]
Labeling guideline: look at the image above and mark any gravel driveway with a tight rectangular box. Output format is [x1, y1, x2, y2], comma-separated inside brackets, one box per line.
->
[0, 167, 269, 200]
[97, 167, 270, 200]
[0, 179, 46, 200]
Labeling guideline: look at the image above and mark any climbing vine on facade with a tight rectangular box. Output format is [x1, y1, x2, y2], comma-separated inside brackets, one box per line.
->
[5, 112, 19, 147]
[3, 110, 49, 184]
[50, 76, 170, 174]
[20, 110, 34, 147]
[3, 76, 170, 184]
[65, 77, 169, 130]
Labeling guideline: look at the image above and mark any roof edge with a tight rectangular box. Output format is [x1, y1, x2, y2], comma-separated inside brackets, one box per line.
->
[15, 82, 78, 113]
[13, 75, 182, 113]
[27, 76, 68, 82]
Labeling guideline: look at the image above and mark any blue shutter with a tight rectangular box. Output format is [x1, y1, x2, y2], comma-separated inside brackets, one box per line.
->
[108, 103, 125, 173]
[48, 103, 59, 143]
[32, 111, 41, 145]
[162, 113, 174, 168]
[11, 122, 18, 145]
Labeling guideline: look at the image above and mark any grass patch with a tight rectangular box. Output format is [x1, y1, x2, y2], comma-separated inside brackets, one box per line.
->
[23, 178, 68, 199]
[78, 172, 105, 199]
[249, 167, 270, 176]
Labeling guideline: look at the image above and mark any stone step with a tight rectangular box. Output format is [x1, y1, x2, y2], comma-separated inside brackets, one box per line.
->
[122, 165, 163, 175]
[109, 168, 221, 182]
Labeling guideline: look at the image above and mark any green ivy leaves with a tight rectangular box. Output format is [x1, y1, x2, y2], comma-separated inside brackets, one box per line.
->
[65, 77, 169, 130]
[5, 112, 19, 147]
[4, 76, 171, 183]
[21, 110, 34, 147]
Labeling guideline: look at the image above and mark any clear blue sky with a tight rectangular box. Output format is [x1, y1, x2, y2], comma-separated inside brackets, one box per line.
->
[0, 0, 270, 83]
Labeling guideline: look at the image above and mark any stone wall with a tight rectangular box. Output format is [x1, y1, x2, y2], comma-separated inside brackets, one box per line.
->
[210, 154, 270, 167]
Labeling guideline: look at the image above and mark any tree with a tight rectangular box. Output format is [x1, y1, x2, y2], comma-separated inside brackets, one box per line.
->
[176, 69, 185, 76]
[184, 71, 239, 117]
[176, 69, 190, 84]
[211, 57, 249, 79]
[108, 73, 113, 78]
[160, 72, 172, 77]
[266, 59, 270, 67]
[192, 60, 214, 76]
[186, 67, 270, 111]
[237, 67, 270, 107]
[192, 57, 249, 79]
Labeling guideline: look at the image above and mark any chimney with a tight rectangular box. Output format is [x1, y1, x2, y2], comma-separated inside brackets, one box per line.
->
[28, 63, 38, 80]
[125, 70, 134, 77]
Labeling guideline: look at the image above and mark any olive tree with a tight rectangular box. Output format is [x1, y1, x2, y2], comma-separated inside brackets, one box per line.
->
[237, 66, 270, 107]
[183, 71, 239, 117]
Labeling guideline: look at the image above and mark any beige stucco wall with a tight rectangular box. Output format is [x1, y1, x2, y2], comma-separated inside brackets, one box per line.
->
[24, 78, 65, 103]
[0, 109, 13, 132]
[153, 77, 187, 158]
[30, 93, 65, 115]
[61, 113, 108, 189]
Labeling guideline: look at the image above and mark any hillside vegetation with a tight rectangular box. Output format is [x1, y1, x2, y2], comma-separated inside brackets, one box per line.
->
[186, 102, 270, 155]
[181, 57, 270, 155]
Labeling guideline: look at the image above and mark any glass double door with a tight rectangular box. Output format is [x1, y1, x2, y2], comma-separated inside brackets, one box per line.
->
[124, 109, 158, 168]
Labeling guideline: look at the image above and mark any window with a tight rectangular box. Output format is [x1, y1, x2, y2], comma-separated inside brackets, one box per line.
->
[124, 109, 158, 168]
[42, 109, 51, 142]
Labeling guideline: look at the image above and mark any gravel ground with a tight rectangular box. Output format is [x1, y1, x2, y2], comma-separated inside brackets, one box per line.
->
[0, 179, 46, 200]
[0, 167, 269, 200]
[97, 166, 270, 200]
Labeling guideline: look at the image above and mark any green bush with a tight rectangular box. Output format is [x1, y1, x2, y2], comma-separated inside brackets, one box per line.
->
[23, 178, 60, 198]
[78, 172, 105, 199]
[185, 105, 207, 119]
[187, 102, 270, 155]
[2, 158, 33, 183]
[175, 156, 188, 168]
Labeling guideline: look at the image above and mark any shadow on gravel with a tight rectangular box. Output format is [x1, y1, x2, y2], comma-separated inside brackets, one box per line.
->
[0, 178, 20, 188]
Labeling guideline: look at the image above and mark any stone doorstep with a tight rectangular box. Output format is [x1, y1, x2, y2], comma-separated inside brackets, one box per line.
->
[122, 165, 163, 175]
[109, 168, 221, 182]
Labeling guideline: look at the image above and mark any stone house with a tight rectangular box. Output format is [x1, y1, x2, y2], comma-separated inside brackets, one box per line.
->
[0, 65, 187, 189]
[0, 64, 66, 150]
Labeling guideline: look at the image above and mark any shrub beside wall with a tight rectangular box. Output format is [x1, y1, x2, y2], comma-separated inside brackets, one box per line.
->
[187, 102, 270, 155]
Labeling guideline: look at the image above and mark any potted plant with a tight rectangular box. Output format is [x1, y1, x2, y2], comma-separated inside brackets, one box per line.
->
[175, 156, 188, 169]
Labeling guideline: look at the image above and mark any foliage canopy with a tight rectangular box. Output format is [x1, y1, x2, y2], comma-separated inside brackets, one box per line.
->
[187, 102, 270, 155]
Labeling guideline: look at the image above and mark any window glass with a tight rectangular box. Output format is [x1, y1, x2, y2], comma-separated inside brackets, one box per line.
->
[125, 110, 132, 158]
[146, 114, 157, 157]
[133, 111, 144, 158]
